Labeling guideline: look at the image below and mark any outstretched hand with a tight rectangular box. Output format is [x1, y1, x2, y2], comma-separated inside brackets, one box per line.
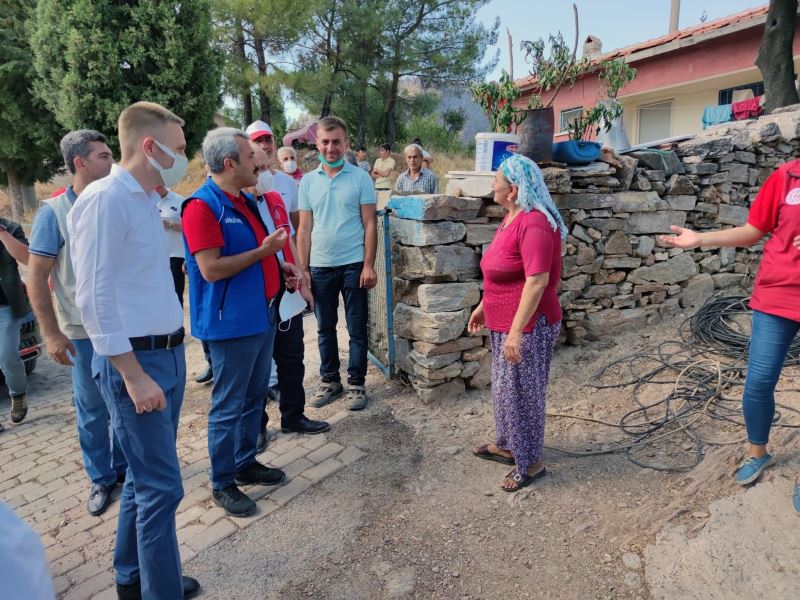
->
[659, 225, 702, 249]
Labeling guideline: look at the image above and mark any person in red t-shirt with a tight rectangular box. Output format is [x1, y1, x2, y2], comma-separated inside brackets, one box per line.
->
[467, 154, 567, 493]
[662, 159, 800, 512]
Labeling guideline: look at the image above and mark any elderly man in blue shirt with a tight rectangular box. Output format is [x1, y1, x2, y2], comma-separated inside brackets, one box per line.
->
[296, 116, 378, 411]
[394, 143, 439, 194]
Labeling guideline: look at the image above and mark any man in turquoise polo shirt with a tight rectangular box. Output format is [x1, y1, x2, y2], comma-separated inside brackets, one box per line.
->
[297, 116, 377, 410]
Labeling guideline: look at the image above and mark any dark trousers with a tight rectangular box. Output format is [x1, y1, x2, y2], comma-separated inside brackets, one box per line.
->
[262, 314, 305, 429]
[310, 262, 368, 386]
[169, 257, 185, 307]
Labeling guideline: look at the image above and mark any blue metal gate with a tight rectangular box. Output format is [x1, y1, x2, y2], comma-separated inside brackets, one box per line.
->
[367, 210, 396, 377]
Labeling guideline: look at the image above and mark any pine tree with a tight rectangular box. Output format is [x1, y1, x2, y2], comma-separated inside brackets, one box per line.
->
[30, 0, 223, 155]
[0, 0, 64, 220]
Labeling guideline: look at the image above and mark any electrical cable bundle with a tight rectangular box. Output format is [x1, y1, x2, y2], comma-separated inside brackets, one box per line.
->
[545, 294, 800, 472]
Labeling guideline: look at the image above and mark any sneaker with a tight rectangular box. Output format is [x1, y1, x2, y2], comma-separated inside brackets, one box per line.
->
[310, 380, 344, 408]
[793, 480, 800, 514]
[735, 454, 774, 486]
[212, 484, 256, 517]
[234, 462, 285, 486]
[346, 385, 367, 411]
[10, 393, 27, 424]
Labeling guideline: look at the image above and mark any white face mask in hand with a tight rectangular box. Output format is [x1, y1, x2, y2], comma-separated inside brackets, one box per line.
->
[279, 289, 307, 324]
[256, 170, 274, 195]
[147, 140, 188, 188]
[281, 160, 297, 174]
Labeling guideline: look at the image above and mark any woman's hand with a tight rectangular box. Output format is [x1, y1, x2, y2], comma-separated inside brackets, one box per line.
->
[794, 234, 800, 251]
[467, 303, 485, 334]
[659, 225, 702, 249]
[503, 330, 522, 364]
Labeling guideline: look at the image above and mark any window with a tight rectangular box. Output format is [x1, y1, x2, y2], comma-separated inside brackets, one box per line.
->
[559, 107, 583, 133]
[718, 81, 764, 105]
[638, 100, 673, 144]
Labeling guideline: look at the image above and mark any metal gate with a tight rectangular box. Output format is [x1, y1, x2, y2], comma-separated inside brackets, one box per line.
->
[367, 210, 396, 377]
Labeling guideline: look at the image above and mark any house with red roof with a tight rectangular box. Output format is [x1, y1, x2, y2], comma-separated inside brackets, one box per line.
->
[515, 5, 800, 146]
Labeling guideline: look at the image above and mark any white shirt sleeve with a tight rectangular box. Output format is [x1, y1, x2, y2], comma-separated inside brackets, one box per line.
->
[68, 190, 133, 356]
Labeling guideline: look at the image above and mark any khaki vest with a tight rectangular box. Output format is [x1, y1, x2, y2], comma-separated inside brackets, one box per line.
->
[42, 193, 87, 339]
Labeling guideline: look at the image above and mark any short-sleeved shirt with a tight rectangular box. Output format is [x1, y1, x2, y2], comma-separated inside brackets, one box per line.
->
[395, 168, 440, 194]
[372, 157, 395, 190]
[157, 190, 185, 259]
[183, 192, 281, 299]
[480, 210, 562, 332]
[29, 186, 77, 258]
[273, 169, 298, 213]
[298, 162, 376, 267]
[746, 160, 800, 322]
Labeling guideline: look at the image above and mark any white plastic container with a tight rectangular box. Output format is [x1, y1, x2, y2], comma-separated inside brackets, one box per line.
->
[474, 132, 520, 172]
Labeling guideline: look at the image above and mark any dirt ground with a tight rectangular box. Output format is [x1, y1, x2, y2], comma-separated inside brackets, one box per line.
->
[179, 308, 800, 600]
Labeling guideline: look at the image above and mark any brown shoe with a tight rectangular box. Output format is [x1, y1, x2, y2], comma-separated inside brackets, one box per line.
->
[11, 393, 27, 424]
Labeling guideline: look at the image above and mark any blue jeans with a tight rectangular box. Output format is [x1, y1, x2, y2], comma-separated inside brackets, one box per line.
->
[207, 311, 277, 490]
[71, 338, 126, 486]
[310, 262, 368, 386]
[94, 346, 186, 598]
[743, 310, 800, 445]
[0, 305, 26, 397]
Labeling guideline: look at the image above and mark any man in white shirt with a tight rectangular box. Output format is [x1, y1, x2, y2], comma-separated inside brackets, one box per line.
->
[245, 120, 300, 231]
[68, 101, 200, 600]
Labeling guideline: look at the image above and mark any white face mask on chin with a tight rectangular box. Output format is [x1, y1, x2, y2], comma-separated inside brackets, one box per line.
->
[256, 170, 274, 195]
[281, 160, 297, 174]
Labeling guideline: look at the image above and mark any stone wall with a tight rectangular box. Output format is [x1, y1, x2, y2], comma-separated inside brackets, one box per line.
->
[389, 106, 800, 402]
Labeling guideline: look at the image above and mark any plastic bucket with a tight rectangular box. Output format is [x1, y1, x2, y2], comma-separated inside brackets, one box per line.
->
[474, 133, 520, 172]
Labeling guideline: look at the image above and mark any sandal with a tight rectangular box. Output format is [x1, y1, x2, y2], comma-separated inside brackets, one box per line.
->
[346, 385, 368, 411]
[310, 381, 344, 408]
[472, 444, 515, 466]
[501, 467, 547, 492]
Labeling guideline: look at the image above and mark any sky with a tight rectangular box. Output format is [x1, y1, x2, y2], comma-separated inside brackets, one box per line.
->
[476, 0, 767, 81]
[284, 0, 767, 121]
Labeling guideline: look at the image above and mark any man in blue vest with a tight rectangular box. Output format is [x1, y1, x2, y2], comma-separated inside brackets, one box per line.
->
[182, 127, 295, 518]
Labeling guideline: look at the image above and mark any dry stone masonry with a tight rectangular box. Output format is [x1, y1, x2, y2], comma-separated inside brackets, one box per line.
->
[388, 106, 800, 402]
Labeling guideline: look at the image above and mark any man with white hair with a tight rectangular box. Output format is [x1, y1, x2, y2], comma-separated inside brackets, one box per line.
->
[245, 120, 299, 231]
[277, 145, 304, 184]
[28, 129, 126, 517]
[182, 127, 291, 518]
[395, 143, 439, 194]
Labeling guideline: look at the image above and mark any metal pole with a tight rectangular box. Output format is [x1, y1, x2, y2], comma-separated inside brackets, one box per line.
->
[669, 0, 680, 33]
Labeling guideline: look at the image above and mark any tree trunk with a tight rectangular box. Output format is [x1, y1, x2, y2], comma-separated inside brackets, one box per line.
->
[385, 72, 400, 147]
[756, 0, 800, 114]
[5, 168, 25, 222]
[22, 184, 37, 213]
[253, 37, 272, 124]
[356, 86, 367, 147]
[320, 94, 332, 118]
[235, 22, 253, 126]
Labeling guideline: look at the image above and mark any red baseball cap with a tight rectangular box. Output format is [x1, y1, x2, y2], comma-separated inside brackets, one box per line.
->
[245, 120, 274, 141]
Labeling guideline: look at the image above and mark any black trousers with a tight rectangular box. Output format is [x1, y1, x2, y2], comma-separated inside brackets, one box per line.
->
[169, 257, 185, 307]
[262, 314, 306, 428]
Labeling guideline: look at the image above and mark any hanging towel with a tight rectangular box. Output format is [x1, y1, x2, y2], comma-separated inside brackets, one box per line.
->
[732, 96, 764, 120]
[702, 104, 733, 129]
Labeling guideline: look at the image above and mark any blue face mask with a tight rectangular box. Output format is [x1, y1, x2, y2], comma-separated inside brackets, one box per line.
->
[318, 153, 344, 168]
